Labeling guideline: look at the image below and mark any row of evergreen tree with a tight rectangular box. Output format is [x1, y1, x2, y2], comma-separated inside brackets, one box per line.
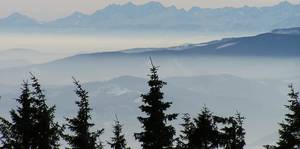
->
[0, 63, 299, 149]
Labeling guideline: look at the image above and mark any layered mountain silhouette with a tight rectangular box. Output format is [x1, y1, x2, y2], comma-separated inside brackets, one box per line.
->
[0, 27, 299, 85]
[0, 13, 39, 26]
[1, 1, 300, 33]
[65, 27, 300, 58]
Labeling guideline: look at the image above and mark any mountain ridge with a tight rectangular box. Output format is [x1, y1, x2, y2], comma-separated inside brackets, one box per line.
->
[57, 29, 300, 59]
[0, 27, 299, 85]
[1, 1, 300, 33]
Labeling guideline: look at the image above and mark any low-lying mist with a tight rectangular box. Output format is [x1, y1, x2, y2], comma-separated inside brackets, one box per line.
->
[0, 33, 246, 54]
[0, 32, 298, 149]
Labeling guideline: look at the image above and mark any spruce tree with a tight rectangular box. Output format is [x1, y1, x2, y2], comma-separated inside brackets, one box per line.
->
[276, 84, 300, 149]
[221, 112, 246, 149]
[0, 75, 63, 149]
[107, 116, 129, 149]
[65, 78, 104, 149]
[190, 106, 219, 149]
[134, 59, 178, 149]
[0, 113, 14, 148]
[234, 112, 246, 149]
[30, 73, 62, 149]
[177, 113, 196, 149]
[8, 81, 35, 148]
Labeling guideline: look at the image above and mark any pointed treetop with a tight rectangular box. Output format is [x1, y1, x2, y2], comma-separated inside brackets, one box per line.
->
[149, 57, 159, 69]
[114, 113, 119, 123]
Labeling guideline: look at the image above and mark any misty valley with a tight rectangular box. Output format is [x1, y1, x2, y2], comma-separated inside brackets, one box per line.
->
[0, 28, 300, 149]
[1, 1, 300, 148]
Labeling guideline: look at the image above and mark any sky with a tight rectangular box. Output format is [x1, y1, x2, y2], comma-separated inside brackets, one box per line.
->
[0, 0, 300, 21]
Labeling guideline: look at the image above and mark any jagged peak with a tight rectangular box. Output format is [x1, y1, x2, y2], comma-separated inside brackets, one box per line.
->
[277, 1, 293, 7]
[142, 1, 163, 7]
[1, 12, 39, 24]
[7, 12, 27, 18]
[124, 1, 136, 6]
[69, 11, 86, 17]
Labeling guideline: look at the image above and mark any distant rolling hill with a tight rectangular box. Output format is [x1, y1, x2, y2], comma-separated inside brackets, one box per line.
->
[0, 28, 299, 85]
[63, 27, 300, 58]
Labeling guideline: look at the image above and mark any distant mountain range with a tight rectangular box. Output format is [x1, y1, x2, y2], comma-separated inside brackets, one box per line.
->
[1, 1, 300, 33]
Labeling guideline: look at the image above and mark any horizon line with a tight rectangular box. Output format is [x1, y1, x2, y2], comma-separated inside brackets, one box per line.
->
[0, 0, 299, 22]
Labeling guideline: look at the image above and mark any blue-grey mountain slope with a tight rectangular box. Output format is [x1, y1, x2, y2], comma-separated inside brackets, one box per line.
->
[0, 28, 299, 85]
[0, 13, 39, 26]
[65, 27, 300, 57]
[1, 1, 300, 33]
[272, 27, 300, 35]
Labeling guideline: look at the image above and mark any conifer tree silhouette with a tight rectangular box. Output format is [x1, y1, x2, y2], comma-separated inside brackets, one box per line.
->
[64, 77, 104, 149]
[221, 112, 245, 149]
[134, 58, 178, 149]
[276, 84, 300, 149]
[0, 74, 62, 149]
[30, 73, 62, 149]
[108, 115, 130, 149]
[0, 81, 35, 148]
[177, 109, 246, 149]
[0, 116, 14, 149]
[177, 113, 196, 149]
[191, 106, 219, 149]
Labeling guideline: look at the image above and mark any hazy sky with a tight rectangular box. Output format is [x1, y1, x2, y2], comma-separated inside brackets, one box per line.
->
[0, 0, 300, 21]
